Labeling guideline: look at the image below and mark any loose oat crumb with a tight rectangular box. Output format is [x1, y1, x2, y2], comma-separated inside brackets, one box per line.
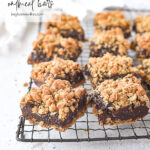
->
[84, 128, 87, 131]
[23, 82, 28, 87]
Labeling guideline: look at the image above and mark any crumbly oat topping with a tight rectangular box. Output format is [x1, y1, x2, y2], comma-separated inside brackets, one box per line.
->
[134, 32, 150, 50]
[31, 58, 82, 82]
[32, 27, 82, 59]
[90, 30, 130, 55]
[94, 10, 131, 29]
[138, 59, 150, 84]
[85, 53, 137, 85]
[134, 14, 150, 33]
[20, 78, 87, 121]
[93, 74, 149, 109]
[45, 14, 84, 33]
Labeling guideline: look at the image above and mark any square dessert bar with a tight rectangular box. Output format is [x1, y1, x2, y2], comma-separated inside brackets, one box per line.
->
[28, 28, 82, 65]
[20, 78, 87, 131]
[45, 14, 85, 41]
[89, 28, 130, 57]
[84, 53, 137, 88]
[94, 10, 131, 38]
[89, 74, 150, 126]
[31, 58, 85, 87]
[138, 59, 150, 89]
[133, 14, 150, 34]
[133, 32, 150, 60]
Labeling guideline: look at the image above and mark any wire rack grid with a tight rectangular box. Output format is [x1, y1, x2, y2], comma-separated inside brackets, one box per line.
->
[16, 7, 150, 142]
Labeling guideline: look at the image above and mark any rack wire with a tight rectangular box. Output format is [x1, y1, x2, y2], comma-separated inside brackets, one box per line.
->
[16, 7, 150, 142]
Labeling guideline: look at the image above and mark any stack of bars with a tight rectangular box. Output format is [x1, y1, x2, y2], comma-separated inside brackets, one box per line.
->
[20, 11, 150, 132]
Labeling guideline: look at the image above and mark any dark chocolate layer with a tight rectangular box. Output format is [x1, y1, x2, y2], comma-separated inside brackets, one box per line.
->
[97, 26, 130, 38]
[98, 105, 149, 124]
[60, 29, 84, 41]
[84, 66, 142, 88]
[33, 71, 85, 87]
[89, 42, 120, 57]
[90, 92, 149, 125]
[48, 25, 84, 41]
[136, 48, 150, 59]
[21, 94, 87, 128]
[28, 47, 81, 64]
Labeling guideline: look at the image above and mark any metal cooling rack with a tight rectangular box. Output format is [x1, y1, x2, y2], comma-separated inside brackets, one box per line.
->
[16, 7, 150, 142]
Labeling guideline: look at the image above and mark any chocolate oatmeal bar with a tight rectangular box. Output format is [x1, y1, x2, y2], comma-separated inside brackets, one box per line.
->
[89, 74, 150, 126]
[31, 58, 85, 87]
[94, 10, 131, 38]
[133, 14, 150, 33]
[133, 32, 150, 60]
[45, 14, 85, 41]
[28, 28, 82, 65]
[89, 29, 130, 57]
[138, 59, 150, 89]
[84, 53, 137, 88]
[20, 78, 87, 131]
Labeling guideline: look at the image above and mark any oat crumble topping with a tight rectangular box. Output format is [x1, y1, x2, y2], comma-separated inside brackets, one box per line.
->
[134, 14, 150, 33]
[20, 78, 87, 121]
[84, 53, 138, 85]
[45, 14, 84, 33]
[93, 74, 149, 110]
[138, 59, 150, 84]
[134, 32, 150, 50]
[94, 10, 131, 29]
[31, 58, 82, 82]
[32, 27, 82, 59]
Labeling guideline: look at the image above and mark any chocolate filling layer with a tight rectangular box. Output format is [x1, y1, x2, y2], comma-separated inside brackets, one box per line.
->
[98, 105, 149, 124]
[60, 29, 84, 41]
[33, 71, 85, 87]
[84, 66, 143, 87]
[97, 26, 130, 38]
[136, 48, 150, 59]
[48, 25, 84, 41]
[90, 93, 149, 124]
[89, 42, 121, 57]
[28, 47, 81, 64]
[133, 24, 146, 34]
[21, 94, 87, 128]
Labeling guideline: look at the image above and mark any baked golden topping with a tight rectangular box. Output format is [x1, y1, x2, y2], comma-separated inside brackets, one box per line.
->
[134, 14, 150, 33]
[31, 58, 84, 85]
[32, 27, 82, 59]
[90, 30, 130, 56]
[134, 32, 150, 50]
[84, 53, 137, 86]
[93, 74, 149, 109]
[138, 59, 150, 84]
[94, 10, 131, 28]
[45, 14, 84, 33]
[20, 78, 87, 121]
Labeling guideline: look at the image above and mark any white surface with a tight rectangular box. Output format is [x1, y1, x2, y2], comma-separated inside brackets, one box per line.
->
[1, 0, 150, 149]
